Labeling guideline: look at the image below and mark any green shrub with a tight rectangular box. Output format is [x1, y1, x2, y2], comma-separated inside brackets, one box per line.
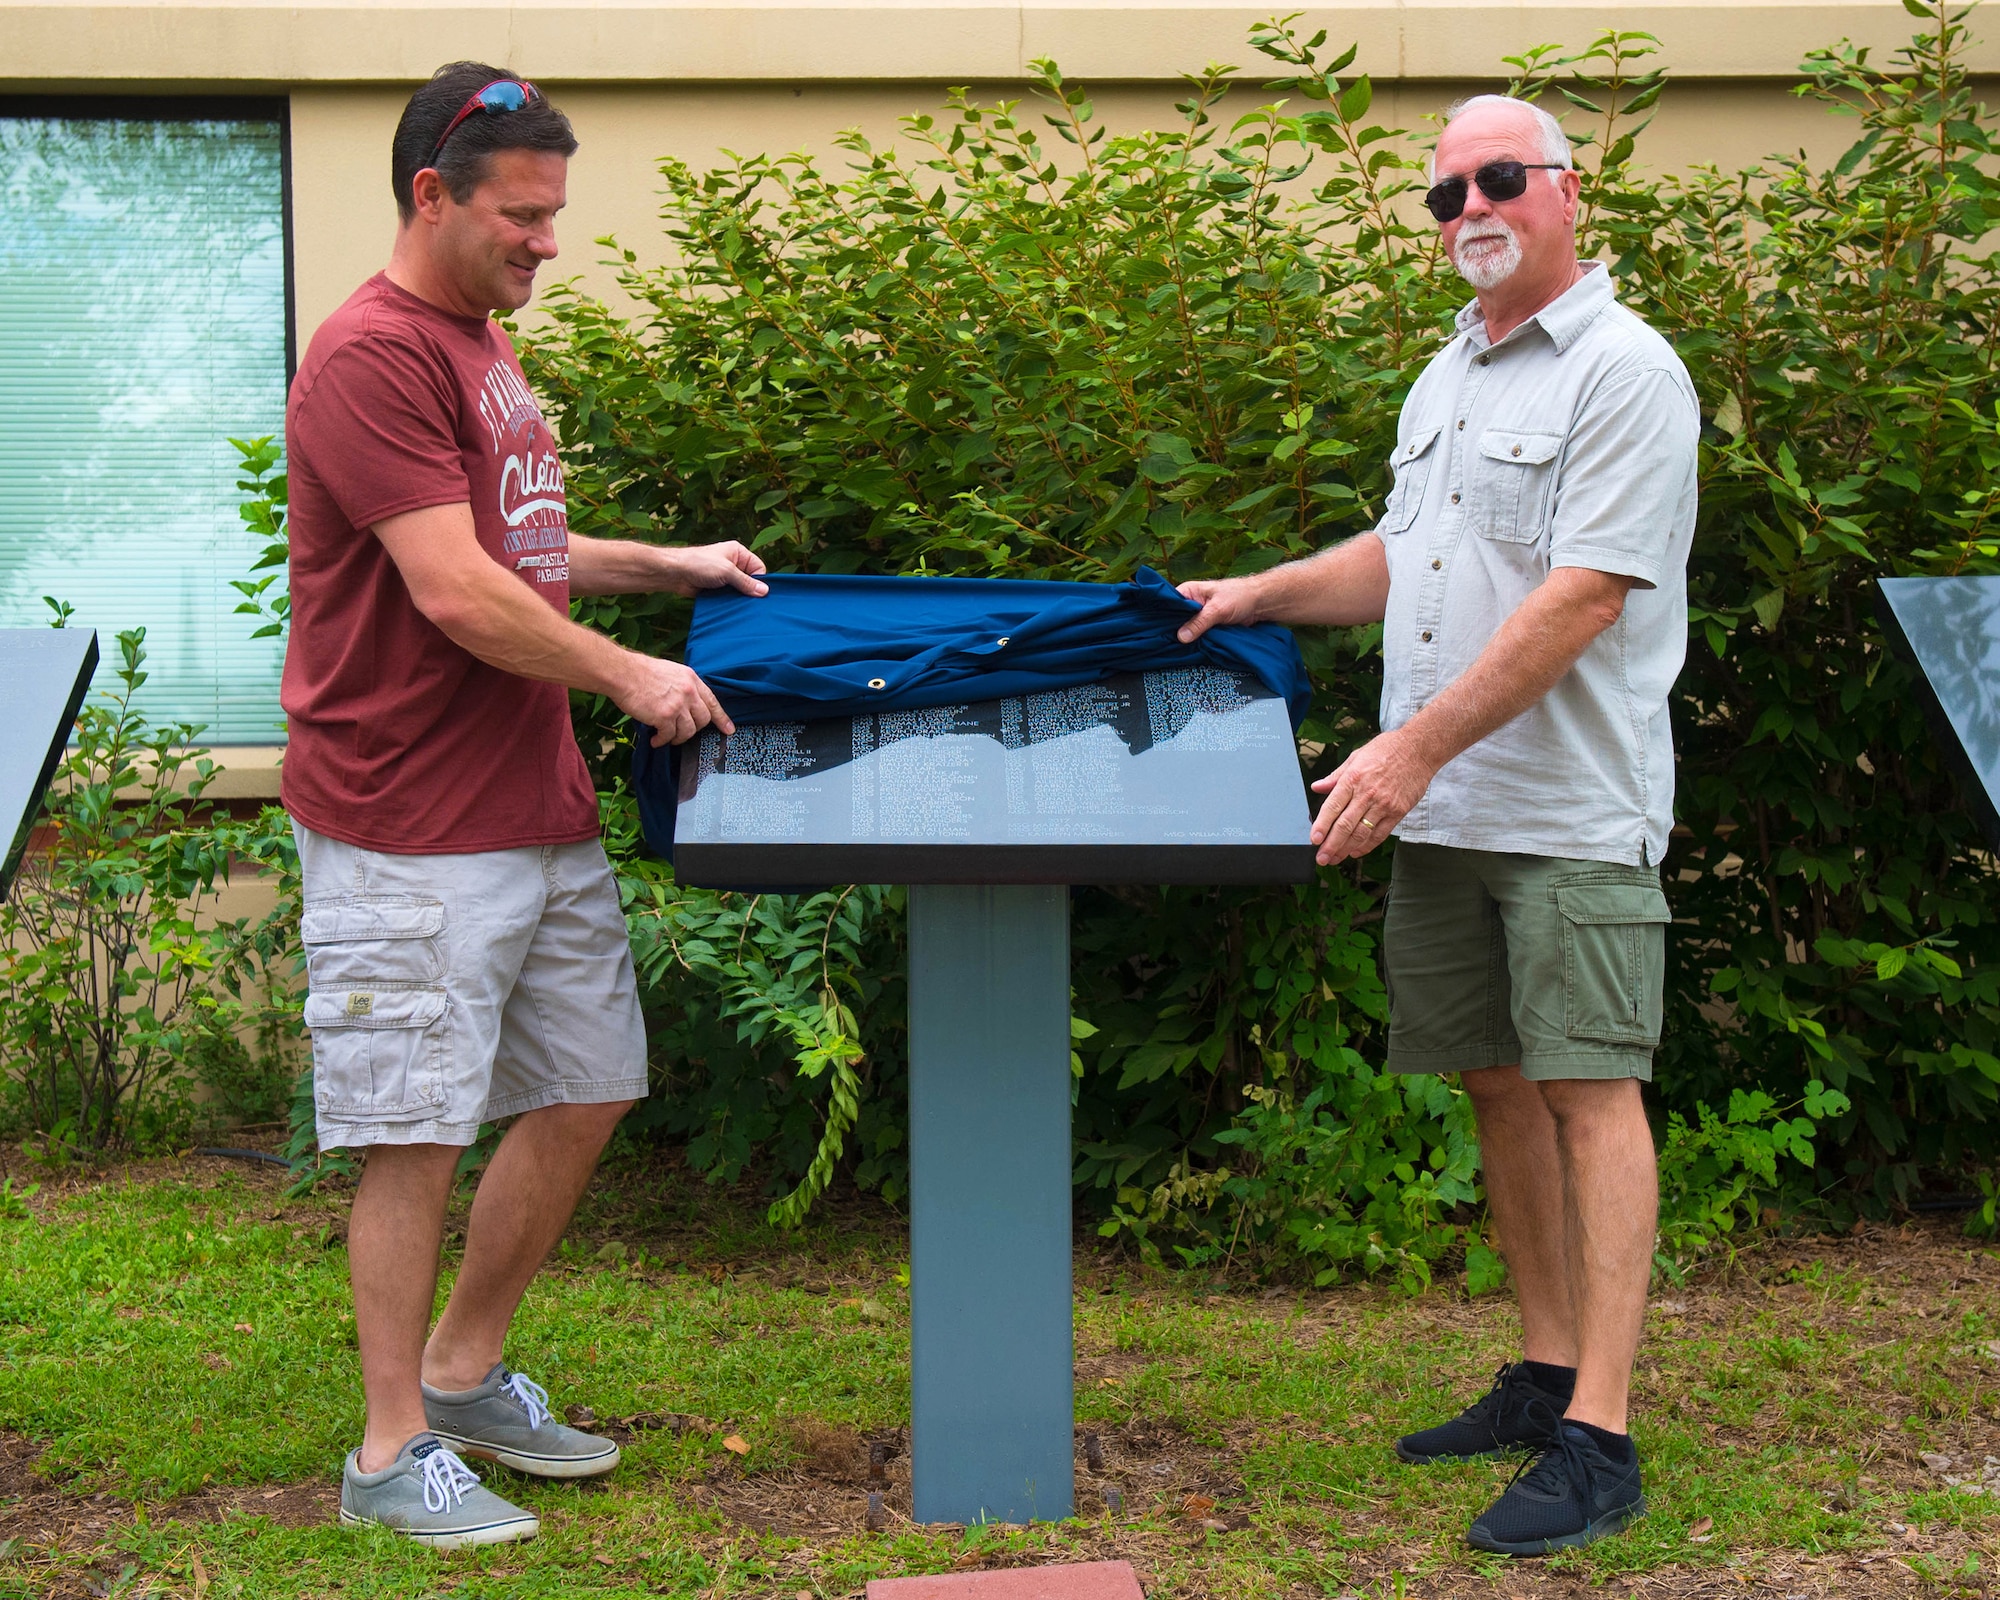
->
[1654, 1079, 1852, 1278]
[519, 11, 2000, 1268]
[1602, 16, 2000, 1211]
[0, 618, 299, 1152]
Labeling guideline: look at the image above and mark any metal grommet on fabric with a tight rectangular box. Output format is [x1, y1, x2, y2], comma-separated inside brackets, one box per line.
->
[868, 678, 887, 689]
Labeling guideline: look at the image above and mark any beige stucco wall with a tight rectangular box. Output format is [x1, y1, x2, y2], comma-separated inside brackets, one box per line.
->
[292, 76, 1889, 343]
[7, 0, 1985, 86]
[11, 0, 1982, 342]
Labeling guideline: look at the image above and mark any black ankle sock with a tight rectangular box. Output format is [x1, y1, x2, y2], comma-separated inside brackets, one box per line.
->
[1569, 1419, 1636, 1463]
[1522, 1359, 1577, 1397]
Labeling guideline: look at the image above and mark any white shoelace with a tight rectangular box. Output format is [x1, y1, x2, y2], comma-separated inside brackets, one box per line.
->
[500, 1370, 552, 1430]
[419, 1447, 481, 1514]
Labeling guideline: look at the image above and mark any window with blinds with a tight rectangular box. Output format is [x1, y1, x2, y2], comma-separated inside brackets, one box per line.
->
[0, 108, 290, 745]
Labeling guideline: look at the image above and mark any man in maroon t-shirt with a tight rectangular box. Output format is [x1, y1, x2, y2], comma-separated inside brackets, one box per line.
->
[285, 63, 766, 1545]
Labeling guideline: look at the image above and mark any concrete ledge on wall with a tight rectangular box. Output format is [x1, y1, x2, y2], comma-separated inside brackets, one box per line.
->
[4, 0, 1992, 89]
[201, 747, 285, 802]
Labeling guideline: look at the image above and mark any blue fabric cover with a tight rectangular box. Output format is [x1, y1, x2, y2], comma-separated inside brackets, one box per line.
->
[631, 566, 1311, 860]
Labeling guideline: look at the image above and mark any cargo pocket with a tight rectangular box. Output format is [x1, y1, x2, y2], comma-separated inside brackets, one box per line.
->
[1555, 880, 1671, 1046]
[303, 896, 446, 986]
[302, 896, 449, 1119]
[1473, 429, 1563, 544]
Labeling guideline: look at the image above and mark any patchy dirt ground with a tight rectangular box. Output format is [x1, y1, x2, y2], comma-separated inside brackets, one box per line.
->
[2, 1150, 1997, 1598]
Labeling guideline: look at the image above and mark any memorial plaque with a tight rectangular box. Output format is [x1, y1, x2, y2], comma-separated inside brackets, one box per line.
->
[671, 656, 1314, 1523]
[1876, 577, 2000, 851]
[673, 666, 1314, 887]
[1, 628, 98, 898]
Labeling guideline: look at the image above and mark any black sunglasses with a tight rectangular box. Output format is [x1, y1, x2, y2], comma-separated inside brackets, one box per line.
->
[426, 79, 542, 170]
[1424, 161, 1568, 223]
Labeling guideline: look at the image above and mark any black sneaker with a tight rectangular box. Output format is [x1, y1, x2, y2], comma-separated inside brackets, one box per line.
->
[1466, 1419, 1647, 1556]
[1393, 1363, 1569, 1463]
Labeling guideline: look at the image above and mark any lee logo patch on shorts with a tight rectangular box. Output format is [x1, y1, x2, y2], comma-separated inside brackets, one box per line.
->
[345, 992, 375, 1018]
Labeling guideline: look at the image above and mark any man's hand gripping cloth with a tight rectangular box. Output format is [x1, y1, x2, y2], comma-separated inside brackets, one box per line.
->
[630, 566, 1312, 860]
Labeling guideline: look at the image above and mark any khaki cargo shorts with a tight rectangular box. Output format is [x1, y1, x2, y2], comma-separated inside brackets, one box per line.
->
[295, 823, 649, 1150]
[1382, 841, 1671, 1081]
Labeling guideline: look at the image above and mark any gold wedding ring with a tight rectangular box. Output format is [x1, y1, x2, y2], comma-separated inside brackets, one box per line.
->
[1358, 817, 1376, 829]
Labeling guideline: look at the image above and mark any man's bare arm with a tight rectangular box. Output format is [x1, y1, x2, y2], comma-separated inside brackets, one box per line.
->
[373, 503, 730, 746]
[568, 533, 768, 599]
[1176, 534, 1392, 642]
[1310, 565, 1636, 864]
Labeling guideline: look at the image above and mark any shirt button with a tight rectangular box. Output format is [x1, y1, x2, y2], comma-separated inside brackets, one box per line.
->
[1477, 354, 1490, 366]
[1421, 630, 1433, 642]
[1450, 492, 1461, 504]
[1431, 559, 1442, 570]
[1456, 420, 1465, 430]
[1511, 444, 1522, 457]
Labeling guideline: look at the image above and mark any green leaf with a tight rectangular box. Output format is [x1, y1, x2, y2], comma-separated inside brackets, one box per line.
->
[1464, 1241, 1508, 1296]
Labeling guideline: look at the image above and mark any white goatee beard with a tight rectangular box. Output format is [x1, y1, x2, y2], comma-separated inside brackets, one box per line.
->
[1450, 219, 1523, 291]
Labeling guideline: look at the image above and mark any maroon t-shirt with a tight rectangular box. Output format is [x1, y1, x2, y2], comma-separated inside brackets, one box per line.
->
[280, 273, 598, 853]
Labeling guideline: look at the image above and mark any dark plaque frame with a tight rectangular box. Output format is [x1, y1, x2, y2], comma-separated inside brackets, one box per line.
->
[1, 629, 99, 898]
[1876, 577, 2000, 852]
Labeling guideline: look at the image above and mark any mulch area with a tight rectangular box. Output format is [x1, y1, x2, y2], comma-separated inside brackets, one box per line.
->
[0, 1429, 341, 1600]
[2, 1151, 1996, 1596]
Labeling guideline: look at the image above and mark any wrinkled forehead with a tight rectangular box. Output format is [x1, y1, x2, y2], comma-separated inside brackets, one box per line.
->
[1432, 108, 1549, 179]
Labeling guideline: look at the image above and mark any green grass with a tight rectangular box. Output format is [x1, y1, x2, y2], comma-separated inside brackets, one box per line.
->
[1, 1156, 1996, 1597]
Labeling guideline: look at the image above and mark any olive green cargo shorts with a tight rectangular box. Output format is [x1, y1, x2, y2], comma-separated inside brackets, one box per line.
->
[1382, 842, 1672, 1082]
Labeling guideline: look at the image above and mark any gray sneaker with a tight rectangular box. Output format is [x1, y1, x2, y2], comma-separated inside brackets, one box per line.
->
[339, 1433, 539, 1548]
[422, 1364, 621, 1479]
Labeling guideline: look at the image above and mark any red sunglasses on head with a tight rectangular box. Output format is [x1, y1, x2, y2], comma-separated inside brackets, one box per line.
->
[425, 78, 541, 170]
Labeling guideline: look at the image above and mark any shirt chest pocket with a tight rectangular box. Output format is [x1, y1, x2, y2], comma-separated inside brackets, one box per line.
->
[1473, 429, 1564, 545]
[1377, 426, 1443, 536]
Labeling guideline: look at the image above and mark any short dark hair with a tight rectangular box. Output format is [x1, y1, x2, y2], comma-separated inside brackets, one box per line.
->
[391, 61, 578, 223]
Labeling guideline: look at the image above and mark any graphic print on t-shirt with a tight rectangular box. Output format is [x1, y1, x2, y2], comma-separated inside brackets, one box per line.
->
[283, 272, 600, 854]
[478, 359, 569, 586]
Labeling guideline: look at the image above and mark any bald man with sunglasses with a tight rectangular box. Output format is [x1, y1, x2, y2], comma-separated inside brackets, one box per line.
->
[1180, 95, 1699, 1556]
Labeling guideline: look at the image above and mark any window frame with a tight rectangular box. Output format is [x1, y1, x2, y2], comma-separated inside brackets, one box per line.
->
[0, 95, 298, 750]
[0, 94, 296, 381]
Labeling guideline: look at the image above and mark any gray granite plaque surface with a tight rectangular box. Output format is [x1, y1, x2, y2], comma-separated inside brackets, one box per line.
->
[673, 667, 1314, 886]
[2, 628, 99, 897]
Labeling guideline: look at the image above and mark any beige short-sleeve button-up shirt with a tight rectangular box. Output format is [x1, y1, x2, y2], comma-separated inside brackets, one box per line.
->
[1377, 263, 1700, 866]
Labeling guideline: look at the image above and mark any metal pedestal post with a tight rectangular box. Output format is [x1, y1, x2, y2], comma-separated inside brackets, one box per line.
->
[906, 884, 1074, 1524]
